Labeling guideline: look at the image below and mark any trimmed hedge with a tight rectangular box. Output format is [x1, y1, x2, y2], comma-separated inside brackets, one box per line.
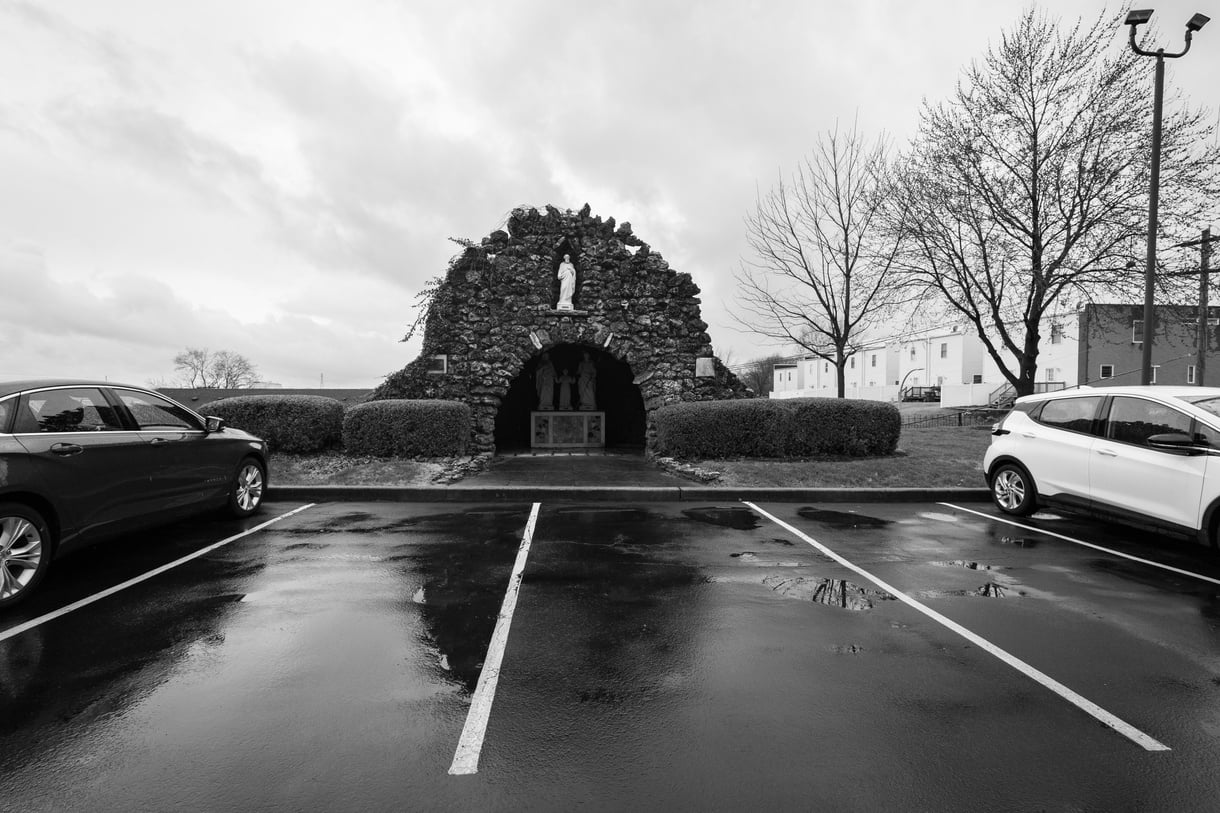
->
[653, 397, 900, 459]
[343, 399, 470, 457]
[206, 394, 344, 453]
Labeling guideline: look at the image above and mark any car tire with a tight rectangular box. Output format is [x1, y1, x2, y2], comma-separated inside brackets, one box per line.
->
[990, 462, 1037, 517]
[227, 457, 266, 518]
[0, 503, 53, 609]
[985, 461, 1034, 512]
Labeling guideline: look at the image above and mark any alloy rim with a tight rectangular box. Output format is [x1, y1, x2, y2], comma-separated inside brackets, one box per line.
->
[994, 470, 1025, 510]
[236, 464, 264, 511]
[0, 516, 43, 600]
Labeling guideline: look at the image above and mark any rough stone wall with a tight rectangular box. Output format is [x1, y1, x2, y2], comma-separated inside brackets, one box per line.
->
[372, 203, 750, 451]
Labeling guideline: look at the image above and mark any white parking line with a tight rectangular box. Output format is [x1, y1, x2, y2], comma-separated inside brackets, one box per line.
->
[449, 501, 541, 776]
[941, 502, 1220, 588]
[744, 501, 1170, 752]
[0, 503, 316, 645]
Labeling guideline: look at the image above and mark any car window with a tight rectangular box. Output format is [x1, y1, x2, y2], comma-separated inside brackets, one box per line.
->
[1182, 395, 1220, 419]
[1034, 396, 1102, 434]
[116, 390, 202, 431]
[0, 398, 11, 433]
[1105, 396, 1194, 447]
[18, 388, 126, 433]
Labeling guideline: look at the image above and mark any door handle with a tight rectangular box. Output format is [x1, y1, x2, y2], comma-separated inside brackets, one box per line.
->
[50, 442, 83, 457]
[1097, 448, 1118, 457]
[150, 437, 169, 445]
[1021, 433, 1036, 438]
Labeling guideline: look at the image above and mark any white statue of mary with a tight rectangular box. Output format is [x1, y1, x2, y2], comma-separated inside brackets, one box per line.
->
[556, 254, 576, 310]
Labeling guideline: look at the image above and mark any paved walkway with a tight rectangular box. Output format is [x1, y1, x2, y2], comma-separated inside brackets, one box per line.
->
[472, 451, 685, 487]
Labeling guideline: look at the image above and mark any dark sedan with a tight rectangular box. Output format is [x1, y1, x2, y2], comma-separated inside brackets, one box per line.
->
[0, 380, 269, 608]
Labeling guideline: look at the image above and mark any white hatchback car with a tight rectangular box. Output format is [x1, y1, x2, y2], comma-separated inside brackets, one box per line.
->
[984, 385, 1220, 547]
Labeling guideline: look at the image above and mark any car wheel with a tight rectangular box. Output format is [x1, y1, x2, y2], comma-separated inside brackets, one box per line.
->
[990, 462, 1037, 516]
[228, 457, 265, 518]
[0, 503, 53, 609]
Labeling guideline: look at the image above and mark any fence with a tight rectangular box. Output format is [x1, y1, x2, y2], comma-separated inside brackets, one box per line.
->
[901, 408, 1008, 429]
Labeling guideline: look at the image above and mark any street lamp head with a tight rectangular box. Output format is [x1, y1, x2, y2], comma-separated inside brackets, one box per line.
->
[1187, 13, 1210, 32]
[1126, 8, 1154, 26]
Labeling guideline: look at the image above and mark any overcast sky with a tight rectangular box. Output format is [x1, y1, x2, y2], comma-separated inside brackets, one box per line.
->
[3, 1, 1217, 388]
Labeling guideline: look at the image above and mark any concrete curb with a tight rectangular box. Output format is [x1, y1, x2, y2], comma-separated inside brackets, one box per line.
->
[267, 485, 993, 503]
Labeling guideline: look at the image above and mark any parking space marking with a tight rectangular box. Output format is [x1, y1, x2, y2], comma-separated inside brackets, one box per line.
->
[941, 503, 1220, 588]
[0, 504, 316, 645]
[745, 501, 1170, 752]
[449, 501, 541, 776]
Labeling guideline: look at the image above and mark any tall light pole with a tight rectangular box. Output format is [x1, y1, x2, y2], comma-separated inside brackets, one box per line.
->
[1125, 9, 1210, 385]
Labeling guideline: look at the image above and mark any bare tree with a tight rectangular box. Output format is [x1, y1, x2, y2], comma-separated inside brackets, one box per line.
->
[737, 353, 788, 396]
[890, 8, 1220, 396]
[173, 348, 260, 388]
[733, 122, 909, 397]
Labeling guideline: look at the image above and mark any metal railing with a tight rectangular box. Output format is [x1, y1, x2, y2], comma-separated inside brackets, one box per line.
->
[900, 386, 941, 402]
[902, 408, 1010, 429]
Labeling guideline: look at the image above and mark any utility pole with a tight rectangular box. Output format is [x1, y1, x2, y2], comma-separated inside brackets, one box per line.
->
[1175, 228, 1217, 385]
[1200, 228, 1211, 385]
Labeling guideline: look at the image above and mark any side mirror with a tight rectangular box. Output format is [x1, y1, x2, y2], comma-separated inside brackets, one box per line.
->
[205, 416, 225, 433]
[1147, 432, 1201, 453]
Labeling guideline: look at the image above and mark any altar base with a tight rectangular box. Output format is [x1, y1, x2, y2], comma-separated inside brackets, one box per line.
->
[531, 411, 605, 448]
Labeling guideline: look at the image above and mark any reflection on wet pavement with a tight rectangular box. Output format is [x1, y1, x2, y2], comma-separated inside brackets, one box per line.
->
[763, 575, 894, 610]
[681, 506, 761, 530]
[797, 508, 892, 529]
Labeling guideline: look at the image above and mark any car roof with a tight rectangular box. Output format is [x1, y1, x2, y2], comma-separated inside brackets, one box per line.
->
[0, 379, 148, 399]
[1015, 385, 1220, 404]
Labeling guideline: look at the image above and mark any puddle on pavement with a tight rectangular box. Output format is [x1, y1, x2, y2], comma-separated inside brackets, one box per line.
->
[797, 508, 891, 529]
[918, 512, 959, 523]
[763, 575, 893, 610]
[553, 507, 652, 523]
[993, 534, 1038, 548]
[682, 507, 760, 530]
[919, 582, 1018, 599]
[730, 552, 804, 567]
[931, 560, 995, 571]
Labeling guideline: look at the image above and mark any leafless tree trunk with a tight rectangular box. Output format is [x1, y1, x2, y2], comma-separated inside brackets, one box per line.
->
[732, 122, 910, 398]
[890, 8, 1220, 395]
[173, 348, 260, 388]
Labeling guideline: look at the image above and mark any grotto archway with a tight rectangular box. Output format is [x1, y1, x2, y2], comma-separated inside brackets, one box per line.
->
[494, 344, 646, 451]
[370, 204, 751, 454]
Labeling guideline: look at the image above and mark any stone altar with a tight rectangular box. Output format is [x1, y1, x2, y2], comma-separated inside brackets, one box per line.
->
[532, 410, 605, 448]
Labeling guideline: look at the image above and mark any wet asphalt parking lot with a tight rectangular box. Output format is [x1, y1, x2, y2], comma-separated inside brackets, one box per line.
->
[3, 500, 1220, 811]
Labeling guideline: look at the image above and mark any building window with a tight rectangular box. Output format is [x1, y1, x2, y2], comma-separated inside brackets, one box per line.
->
[910, 347, 916, 360]
[1132, 320, 1144, 344]
[1100, 364, 1114, 379]
[1188, 365, 1197, 384]
[1046, 368, 1057, 382]
[972, 374, 983, 384]
[824, 362, 828, 373]
[940, 342, 948, 358]
[1050, 324, 1064, 344]
[426, 355, 449, 374]
[850, 357, 856, 369]
[871, 354, 877, 368]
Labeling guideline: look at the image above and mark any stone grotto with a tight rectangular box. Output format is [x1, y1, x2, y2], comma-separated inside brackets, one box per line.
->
[371, 204, 750, 453]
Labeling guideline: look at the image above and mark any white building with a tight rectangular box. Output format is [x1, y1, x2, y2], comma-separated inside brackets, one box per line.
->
[770, 320, 1079, 407]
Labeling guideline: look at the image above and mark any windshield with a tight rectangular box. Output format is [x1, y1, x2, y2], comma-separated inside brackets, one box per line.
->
[1180, 395, 1220, 419]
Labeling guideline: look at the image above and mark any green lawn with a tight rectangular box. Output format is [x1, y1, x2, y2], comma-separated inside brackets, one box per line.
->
[703, 426, 993, 488]
[271, 426, 993, 488]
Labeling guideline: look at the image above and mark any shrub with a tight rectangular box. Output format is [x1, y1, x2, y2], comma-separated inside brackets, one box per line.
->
[343, 399, 470, 457]
[206, 394, 344, 453]
[652, 397, 900, 459]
